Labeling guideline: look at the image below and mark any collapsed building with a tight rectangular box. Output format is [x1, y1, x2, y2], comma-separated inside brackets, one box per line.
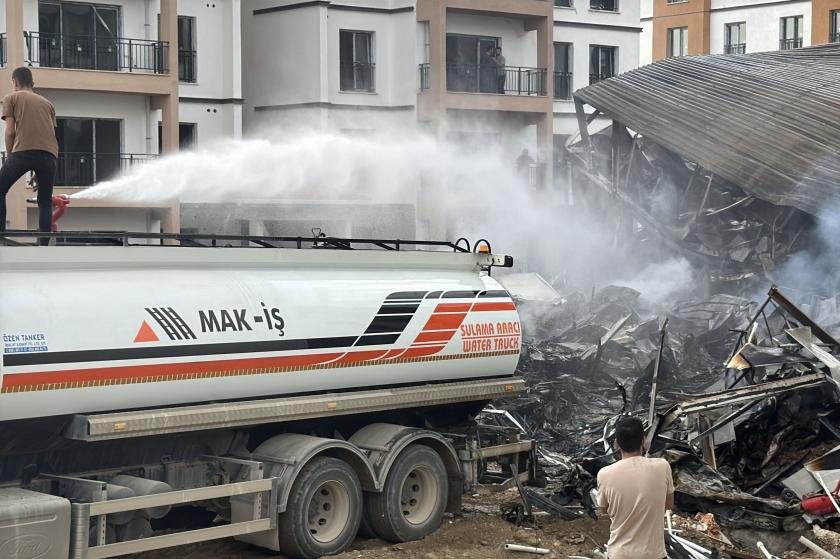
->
[496, 45, 840, 556]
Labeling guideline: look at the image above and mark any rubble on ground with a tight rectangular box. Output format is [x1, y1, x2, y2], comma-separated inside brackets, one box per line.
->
[488, 279, 840, 557]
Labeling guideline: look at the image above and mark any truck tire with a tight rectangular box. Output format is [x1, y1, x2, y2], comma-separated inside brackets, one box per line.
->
[365, 445, 447, 542]
[278, 457, 362, 559]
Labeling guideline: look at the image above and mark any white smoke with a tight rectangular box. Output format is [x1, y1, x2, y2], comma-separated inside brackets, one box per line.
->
[70, 127, 692, 297]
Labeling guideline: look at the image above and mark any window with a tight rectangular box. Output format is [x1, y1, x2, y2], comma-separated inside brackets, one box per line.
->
[668, 27, 688, 57]
[55, 118, 121, 186]
[589, 45, 616, 84]
[158, 123, 197, 151]
[780, 15, 803, 49]
[590, 0, 617, 11]
[554, 42, 572, 100]
[831, 10, 840, 43]
[445, 34, 499, 94]
[554, 0, 573, 7]
[37, 1, 121, 71]
[725, 22, 746, 54]
[339, 30, 375, 92]
[178, 16, 197, 83]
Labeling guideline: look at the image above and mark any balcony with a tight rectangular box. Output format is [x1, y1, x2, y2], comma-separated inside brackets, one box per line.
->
[446, 64, 547, 96]
[56, 153, 158, 187]
[831, 32, 840, 43]
[780, 38, 803, 50]
[725, 43, 746, 55]
[553, 72, 572, 100]
[24, 32, 168, 74]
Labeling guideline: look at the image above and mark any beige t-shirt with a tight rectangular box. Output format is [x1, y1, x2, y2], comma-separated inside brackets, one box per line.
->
[596, 456, 674, 559]
[1, 90, 59, 157]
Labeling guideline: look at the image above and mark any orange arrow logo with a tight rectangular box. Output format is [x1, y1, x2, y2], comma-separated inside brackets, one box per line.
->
[134, 321, 160, 343]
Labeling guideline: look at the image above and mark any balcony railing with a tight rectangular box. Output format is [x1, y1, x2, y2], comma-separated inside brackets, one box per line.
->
[419, 63, 430, 91]
[24, 32, 168, 74]
[780, 38, 803, 50]
[831, 32, 840, 43]
[589, 72, 614, 85]
[517, 163, 547, 189]
[179, 49, 197, 83]
[447, 64, 547, 96]
[553, 72, 572, 100]
[340, 62, 376, 92]
[725, 43, 746, 54]
[56, 153, 159, 187]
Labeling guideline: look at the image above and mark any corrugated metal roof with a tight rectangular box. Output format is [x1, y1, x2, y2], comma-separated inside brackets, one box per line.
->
[575, 44, 840, 216]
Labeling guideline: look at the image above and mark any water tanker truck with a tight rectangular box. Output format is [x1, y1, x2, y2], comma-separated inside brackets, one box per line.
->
[0, 231, 530, 559]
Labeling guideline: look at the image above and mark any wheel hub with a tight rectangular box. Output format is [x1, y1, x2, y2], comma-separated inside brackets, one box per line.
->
[400, 466, 438, 525]
[307, 480, 351, 543]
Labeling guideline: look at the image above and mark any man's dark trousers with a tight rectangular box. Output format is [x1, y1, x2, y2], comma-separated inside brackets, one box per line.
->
[0, 150, 57, 237]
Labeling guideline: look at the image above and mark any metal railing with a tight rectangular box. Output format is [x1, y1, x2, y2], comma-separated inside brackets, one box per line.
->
[553, 72, 572, 100]
[55, 153, 159, 187]
[831, 32, 840, 43]
[780, 38, 803, 50]
[516, 163, 546, 189]
[179, 49, 196, 82]
[24, 31, 168, 74]
[340, 62, 376, 92]
[589, 72, 614, 85]
[446, 64, 547, 96]
[419, 63, 430, 91]
[725, 43, 746, 54]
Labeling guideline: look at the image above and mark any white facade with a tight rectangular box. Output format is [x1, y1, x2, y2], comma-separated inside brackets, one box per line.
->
[709, 0, 812, 54]
[640, 0, 653, 65]
[553, 2, 643, 136]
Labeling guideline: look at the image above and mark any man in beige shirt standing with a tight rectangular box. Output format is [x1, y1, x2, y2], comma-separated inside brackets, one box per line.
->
[597, 416, 675, 559]
[0, 66, 59, 241]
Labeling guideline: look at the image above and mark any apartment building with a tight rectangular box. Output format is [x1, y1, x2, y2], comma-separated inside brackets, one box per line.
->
[238, 0, 643, 239]
[0, 0, 241, 233]
[642, 0, 840, 63]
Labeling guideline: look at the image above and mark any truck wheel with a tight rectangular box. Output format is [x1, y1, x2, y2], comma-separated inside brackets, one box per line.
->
[366, 445, 447, 542]
[278, 457, 362, 559]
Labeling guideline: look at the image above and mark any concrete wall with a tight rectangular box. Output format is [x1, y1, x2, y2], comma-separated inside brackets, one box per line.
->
[446, 12, 539, 68]
[709, 0, 812, 53]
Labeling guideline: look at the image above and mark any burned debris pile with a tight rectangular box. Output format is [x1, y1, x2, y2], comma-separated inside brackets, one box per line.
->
[497, 283, 840, 554]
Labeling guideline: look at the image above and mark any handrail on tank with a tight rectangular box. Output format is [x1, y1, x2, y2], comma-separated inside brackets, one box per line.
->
[0, 230, 476, 252]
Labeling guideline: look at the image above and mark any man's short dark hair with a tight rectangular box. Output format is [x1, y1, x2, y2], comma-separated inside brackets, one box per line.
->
[12, 67, 33, 87]
[615, 416, 644, 453]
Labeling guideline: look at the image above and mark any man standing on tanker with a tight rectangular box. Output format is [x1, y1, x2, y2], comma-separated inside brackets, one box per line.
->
[0, 67, 59, 241]
[596, 416, 674, 559]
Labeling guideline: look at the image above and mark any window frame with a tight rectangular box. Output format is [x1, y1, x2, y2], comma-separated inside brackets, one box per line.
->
[177, 15, 197, 83]
[724, 21, 746, 54]
[831, 10, 840, 42]
[339, 29, 376, 93]
[667, 26, 689, 58]
[779, 15, 804, 50]
[589, 45, 617, 84]
[590, 0, 618, 12]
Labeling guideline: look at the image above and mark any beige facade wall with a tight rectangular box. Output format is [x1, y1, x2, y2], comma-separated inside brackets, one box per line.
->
[652, 0, 711, 60]
[813, 0, 840, 43]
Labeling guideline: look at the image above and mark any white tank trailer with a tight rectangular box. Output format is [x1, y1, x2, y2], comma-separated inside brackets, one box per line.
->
[0, 233, 532, 559]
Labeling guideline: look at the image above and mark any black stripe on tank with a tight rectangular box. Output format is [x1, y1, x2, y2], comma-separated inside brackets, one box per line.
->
[2, 336, 360, 367]
[363, 315, 413, 334]
[354, 334, 401, 347]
